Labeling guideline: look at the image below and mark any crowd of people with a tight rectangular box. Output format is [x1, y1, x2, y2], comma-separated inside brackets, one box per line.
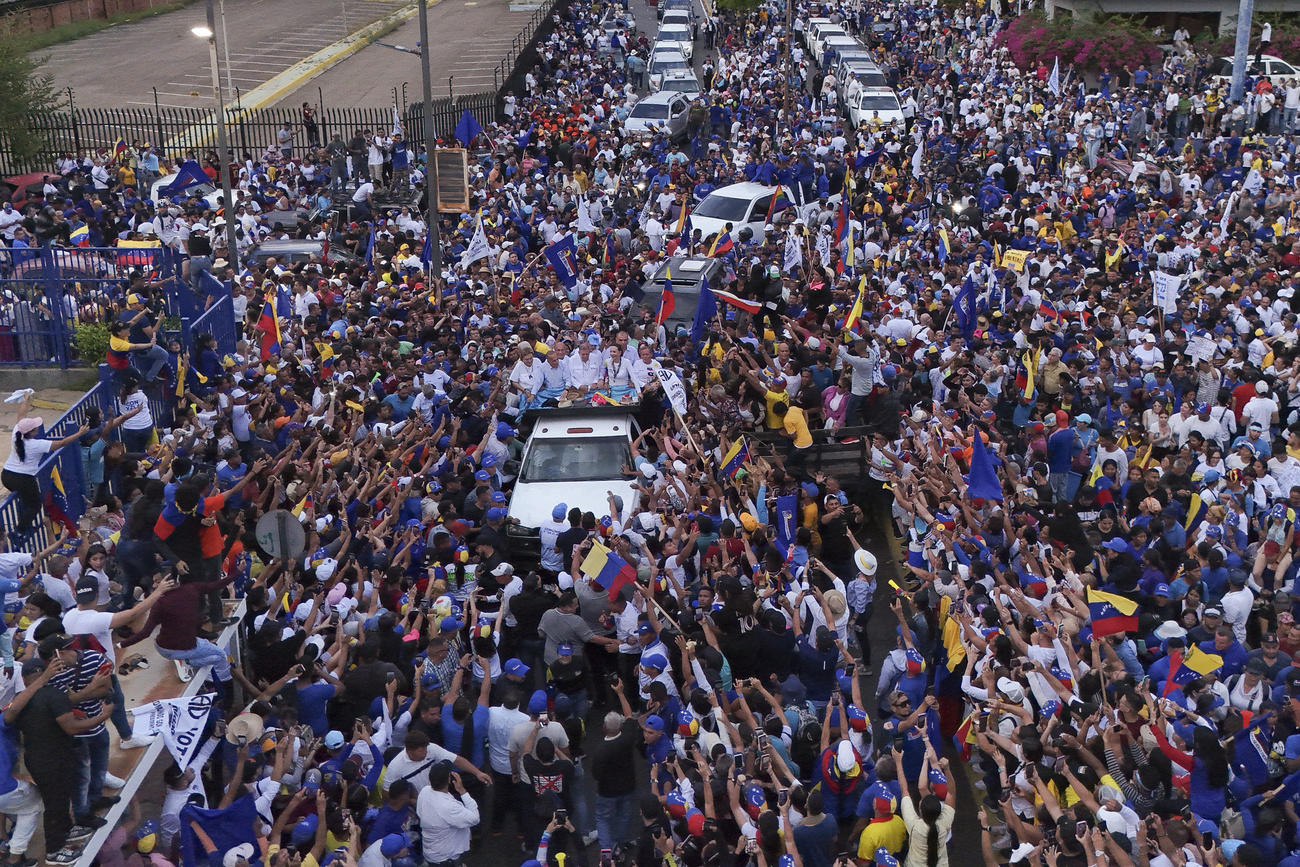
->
[6, 3, 1300, 867]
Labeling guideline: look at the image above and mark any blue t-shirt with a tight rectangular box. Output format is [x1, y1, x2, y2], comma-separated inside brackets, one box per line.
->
[297, 681, 337, 736]
[441, 704, 489, 768]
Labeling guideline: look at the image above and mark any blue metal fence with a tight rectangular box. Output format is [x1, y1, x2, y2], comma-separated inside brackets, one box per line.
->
[0, 244, 200, 369]
[0, 271, 237, 551]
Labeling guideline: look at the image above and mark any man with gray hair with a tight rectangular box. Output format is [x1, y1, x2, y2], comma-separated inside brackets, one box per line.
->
[588, 674, 639, 848]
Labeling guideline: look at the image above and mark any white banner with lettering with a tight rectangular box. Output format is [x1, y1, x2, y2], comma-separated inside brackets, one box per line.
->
[652, 364, 689, 415]
[130, 693, 215, 768]
[1152, 271, 1181, 315]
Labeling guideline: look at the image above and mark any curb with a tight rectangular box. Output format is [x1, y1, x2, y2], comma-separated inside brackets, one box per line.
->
[164, 0, 441, 154]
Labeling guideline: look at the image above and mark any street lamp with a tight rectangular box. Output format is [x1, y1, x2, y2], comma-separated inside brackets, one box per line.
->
[195, 0, 240, 272]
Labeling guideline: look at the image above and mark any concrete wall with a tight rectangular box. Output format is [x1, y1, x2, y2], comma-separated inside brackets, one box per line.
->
[5, 0, 171, 36]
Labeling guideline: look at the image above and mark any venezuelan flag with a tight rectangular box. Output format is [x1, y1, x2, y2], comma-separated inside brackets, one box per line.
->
[580, 540, 637, 601]
[952, 712, 979, 761]
[843, 275, 867, 336]
[1018, 349, 1039, 402]
[113, 139, 128, 160]
[1184, 492, 1208, 534]
[1166, 647, 1223, 694]
[656, 274, 675, 327]
[257, 292, 282, 361]
[292, 494, 313, 519]
[937, 228, 950, 265]
[44, 466, 77, 535]
[70, 225, 90, 247]
[708, 231, 734, 258]
[1039, 299, 1062, 321]
[720, 438, 749, 478]
[1087, 588, 1139, 637]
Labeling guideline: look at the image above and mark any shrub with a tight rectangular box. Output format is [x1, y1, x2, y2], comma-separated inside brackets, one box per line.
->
[73, 322, 109, 365]
[995, 12, 1161, 73]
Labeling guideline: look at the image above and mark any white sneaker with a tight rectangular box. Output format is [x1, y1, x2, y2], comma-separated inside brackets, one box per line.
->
[176, 660, 194, 683]
[103, 773, 126, 789]
[119, 736, 155, 750]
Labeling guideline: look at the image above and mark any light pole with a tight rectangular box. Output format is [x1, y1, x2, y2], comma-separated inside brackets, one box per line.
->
[1229, 0, 1254, 103]
[193, 0, 240, 272]
[418, 0, 442, 273]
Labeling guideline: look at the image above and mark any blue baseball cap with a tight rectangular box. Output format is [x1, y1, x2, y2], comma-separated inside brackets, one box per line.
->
[486, 507, 507, 522]
[490, 491, 507, 503]
[474, 470, 490, 483]
[495, 422, 516, 439]
[552, 502, 568, 520]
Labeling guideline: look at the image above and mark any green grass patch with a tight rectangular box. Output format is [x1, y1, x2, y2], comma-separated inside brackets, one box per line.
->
[11, 0, 199, 53]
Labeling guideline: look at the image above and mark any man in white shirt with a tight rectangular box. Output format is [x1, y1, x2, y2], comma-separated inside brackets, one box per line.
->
[416, 761, 480, 864]
[1220, 573, 1254, 643]
[1242, 381, 1280, 433]
[384, 730, 486, 795]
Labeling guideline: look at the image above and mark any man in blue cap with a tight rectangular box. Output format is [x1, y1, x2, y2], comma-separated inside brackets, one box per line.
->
[539, 502, 568, 577]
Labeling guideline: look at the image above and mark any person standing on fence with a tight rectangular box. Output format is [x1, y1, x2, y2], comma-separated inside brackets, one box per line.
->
[115, 294, 169, 384]
[328, 134, 349, 194]
[2, 394, 89, 542]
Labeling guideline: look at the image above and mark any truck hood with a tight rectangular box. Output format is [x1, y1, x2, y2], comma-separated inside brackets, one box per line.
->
[507, 477, 641, 530]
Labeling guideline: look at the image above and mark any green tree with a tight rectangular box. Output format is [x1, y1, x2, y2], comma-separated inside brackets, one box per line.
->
[0, 22, 65, 170]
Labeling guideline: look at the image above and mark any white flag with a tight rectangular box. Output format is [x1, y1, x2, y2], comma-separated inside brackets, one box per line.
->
[784, 228, 803, 272]
[911, 138, 923, 180]
[1048, 57, 1061, 97]
[652, 363, 689, 415]
[129, 694, 215, 768]
[1152, 271, 1181, 315]
[576, 202, 597, 234]
[815, 227, 832, 264]
[392, 102, 403, 136]
[460, 214, 491, 269]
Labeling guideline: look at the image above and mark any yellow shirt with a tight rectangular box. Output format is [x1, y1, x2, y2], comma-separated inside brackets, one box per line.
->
[763, 389, 788, 429]
[858, 815, 908, 860]
[784, 406, 813, 448]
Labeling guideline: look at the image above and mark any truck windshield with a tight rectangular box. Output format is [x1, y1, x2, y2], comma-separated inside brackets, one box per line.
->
[519, 436, 633, 482]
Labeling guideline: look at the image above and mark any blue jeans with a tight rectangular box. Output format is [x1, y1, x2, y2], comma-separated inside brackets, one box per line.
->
[571, 761, 592, 838]
[595, 793, 637, 848]
[72, 728, 110, 818]
[109, 673, 132, 739]
[157, 639, 232, 682]
[134, 344, 170, 382]
[121, 426, 154, 455]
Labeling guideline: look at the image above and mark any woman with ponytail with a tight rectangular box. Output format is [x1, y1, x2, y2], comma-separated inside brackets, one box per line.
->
[892, 744, 955, 867]
[2, 391, 89, 536]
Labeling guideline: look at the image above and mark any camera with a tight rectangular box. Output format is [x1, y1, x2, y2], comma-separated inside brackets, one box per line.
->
[607, 672, 621, 686]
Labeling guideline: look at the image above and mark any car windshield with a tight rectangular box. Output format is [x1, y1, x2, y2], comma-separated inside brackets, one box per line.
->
[651, 57, 690, 74]
[858, 95, 900, 111]
[630, 103, 672, 119]
[661, 78, 699, 93]
[694, 194, 751, 221]
[519, 436, 632, 482]
[660, 26, 690, 38]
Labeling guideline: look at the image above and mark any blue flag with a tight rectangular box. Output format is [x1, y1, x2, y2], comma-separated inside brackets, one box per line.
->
[179, 794, 261, 867]
[955, 274, 976, 337]
[543, 234, 581, 289]
[774, 493, 798, 550]
[276, 283, 292, 319]
[454, 109, 484, 147]
[966, 430, 1003, 501]
[517, 123, 535, 152]
[364, 223, 377, 268]
[158, 159, 212, 198]
[690, 275, 716, 346]
[421, 231, 433, 270]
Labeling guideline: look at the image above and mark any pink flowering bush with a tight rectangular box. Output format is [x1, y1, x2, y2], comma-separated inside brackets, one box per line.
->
[996, 12, 1161, 73]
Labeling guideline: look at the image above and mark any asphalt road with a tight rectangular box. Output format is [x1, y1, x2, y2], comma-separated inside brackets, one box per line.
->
[271, 0, 535, 108]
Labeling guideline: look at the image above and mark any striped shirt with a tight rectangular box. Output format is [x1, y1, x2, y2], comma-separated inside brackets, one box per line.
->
[48, 646, 109, 738]
[845, 577, 875, 615]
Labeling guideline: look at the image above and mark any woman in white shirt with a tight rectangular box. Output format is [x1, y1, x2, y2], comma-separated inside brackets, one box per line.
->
[3, 393, 88, 535]
[117, 375, 155, 454]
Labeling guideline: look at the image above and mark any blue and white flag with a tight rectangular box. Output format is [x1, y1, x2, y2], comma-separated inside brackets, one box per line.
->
[543, 234, 581, 289]
[1048, 57, 1061, 97]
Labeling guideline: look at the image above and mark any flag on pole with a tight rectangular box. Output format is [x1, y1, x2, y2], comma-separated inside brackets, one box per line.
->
[516, 123, 535, 152]
[911, 137, 924, 179]
[711, 287, 762, 314]
[365, 223, 377, 268]
[784, 227, 803, 272]
[544, 234, 581, 289]
[580, 540, 638, 601]
[44, 466, 77, 535]
[843, 274, 867, 335]
[937, 228, 950, 265]
[460, 214, 491, 269]
[1048, 57, 1062, 97]
[656, 273, 676, 327]
[392, 102, 403, 136]
[256, 292, 282, 361]
[1087, 588, 1139, 637]
[720, 438, 749, 478]
[454, 109, 483, 146]
[690, 276, 716, 345]
[707, 231, 734, 258]
[292, 493, 313, 520]
[955, 274, 977, 337]
[113, 139, 128, 160]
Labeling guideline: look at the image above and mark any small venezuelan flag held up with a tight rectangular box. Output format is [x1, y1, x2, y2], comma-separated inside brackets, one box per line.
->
[1087, 588, 1139, 637]
[1164, 646, 1224, 693]
[720, 438, 749, 478]
[580, 539, 638, 602]
[44, 465, 77, 535]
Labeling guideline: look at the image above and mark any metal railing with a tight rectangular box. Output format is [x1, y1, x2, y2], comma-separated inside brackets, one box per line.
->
[0, 97, 501, 175]
[493, 0, 561, 94]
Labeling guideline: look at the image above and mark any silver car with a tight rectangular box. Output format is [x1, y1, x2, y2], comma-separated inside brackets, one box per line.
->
[624, 91, 692, 141]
